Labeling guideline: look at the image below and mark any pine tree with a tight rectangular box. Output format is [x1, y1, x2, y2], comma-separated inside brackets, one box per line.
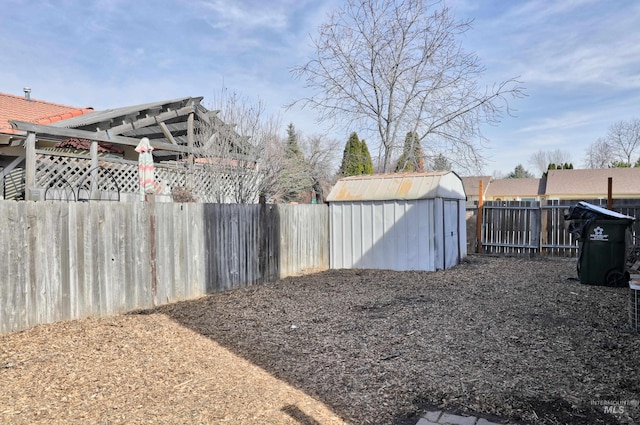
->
[285, 123, 305, 160]
[339, 132, 364, 176]
[361, 139, 374, 174]
[281, 123, 312, 202]
[432, 153, 451, 171]
[507, 164, 534, 178]
[395, 132, 424, 172]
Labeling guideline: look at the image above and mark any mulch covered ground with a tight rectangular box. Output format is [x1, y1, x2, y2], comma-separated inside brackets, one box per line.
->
[1, 255, 639, 424]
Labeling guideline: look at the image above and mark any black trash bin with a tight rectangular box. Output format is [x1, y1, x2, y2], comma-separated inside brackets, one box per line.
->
[565, 201, 635, 286]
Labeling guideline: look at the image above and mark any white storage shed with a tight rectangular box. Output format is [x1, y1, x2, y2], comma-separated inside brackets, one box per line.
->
[327, 171, 467, 271]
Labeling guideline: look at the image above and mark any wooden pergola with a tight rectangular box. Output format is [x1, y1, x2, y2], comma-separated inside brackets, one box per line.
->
[4, 96, 246, 201]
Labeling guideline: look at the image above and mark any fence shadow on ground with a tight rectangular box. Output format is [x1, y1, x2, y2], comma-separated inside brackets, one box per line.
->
[149, 258, 635, 425]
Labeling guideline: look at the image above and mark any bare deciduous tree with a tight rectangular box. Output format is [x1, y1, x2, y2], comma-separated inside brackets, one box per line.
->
[300, 133, 341, 202]
[195, 90, 286, 203]
[583, 137, 614, 169]
[290, 0, 524, 173]
[606, 118, 640, 165]
[584, 119, 640, 169]
[528, 149, 572, 176]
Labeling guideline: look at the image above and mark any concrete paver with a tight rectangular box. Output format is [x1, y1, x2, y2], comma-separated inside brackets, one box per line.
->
[416, 409, 506, 425]
[416, 419, 440, 425]
[476, 419, 503, 425]
[423, 410, 442, 422]
[439, 412, 477, 425]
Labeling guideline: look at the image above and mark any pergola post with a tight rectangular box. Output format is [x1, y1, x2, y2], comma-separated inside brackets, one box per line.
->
[24, 132, 36, 200]
[90, 141, 99, 198]
[187, 110, 195, 189]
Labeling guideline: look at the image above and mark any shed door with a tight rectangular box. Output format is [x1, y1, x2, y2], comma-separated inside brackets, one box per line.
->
[444, 200, 459, 268]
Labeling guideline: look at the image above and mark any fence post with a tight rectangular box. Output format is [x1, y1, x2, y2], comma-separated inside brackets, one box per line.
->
[608, 177, 613, 210]
[476, 180, 483, 253]
[540, 200, 547, 256]
[147, 194, 158, 306]
[532, 201, 541, 256]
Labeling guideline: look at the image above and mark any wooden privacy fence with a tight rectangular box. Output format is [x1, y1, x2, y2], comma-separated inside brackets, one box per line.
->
[479, 199, 640, 256]
[0, 201, 329, 334]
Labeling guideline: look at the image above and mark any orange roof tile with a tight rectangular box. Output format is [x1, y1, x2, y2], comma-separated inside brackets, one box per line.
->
[0, 91, 93, 134]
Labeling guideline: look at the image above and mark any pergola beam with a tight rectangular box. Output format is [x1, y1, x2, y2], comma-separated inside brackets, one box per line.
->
[105, 105, 194, 136]
[10, 121, 194, 154]
[158, 122, 178, 145]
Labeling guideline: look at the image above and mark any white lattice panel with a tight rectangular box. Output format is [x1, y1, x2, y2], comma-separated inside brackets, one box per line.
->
[33, 152, 257, 203]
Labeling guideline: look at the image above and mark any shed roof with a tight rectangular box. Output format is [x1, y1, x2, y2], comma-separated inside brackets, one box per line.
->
[326, 171, 466, 202]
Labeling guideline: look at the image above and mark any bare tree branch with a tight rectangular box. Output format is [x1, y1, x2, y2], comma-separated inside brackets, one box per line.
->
[606, 118, 640, 165]
[583, 137, 614, 169]
[299, 133, 341, 202]
[290, 0, 525, 172]
[194, 90, 285, 203]
[528, 149, 573, 176]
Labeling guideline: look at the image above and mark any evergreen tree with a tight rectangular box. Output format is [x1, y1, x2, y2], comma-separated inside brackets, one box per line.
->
[281, 123, 312, 202]
[361, 139, 374, 174]
[543, 162, 575, 178]
[432, 153, 451, 171]
[542, 163, 555, 178]
[506, 164, 534, 178]
[339, 132, 365, 176]
[285, 123, 304, 159]
[610, 161, 632, 168]
[395, 132, 424, 172]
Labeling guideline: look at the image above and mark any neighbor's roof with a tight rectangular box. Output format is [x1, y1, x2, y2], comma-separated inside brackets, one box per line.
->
[461, 176, 491, 197]
[326, 171, 466, 202]
[485, 178, 545, 198]
[0, 91, 93, 134]
[546, 168, 640, 196]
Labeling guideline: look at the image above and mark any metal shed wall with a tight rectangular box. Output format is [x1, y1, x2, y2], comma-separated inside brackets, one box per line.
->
[328, 171, 467, 272]
[329, 198, 466, 272]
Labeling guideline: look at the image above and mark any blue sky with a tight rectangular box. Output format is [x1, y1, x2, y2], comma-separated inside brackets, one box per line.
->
[1, 0, 639, 177]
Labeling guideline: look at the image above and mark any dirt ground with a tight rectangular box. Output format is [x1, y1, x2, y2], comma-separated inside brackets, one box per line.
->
[1, 255, 639, 424]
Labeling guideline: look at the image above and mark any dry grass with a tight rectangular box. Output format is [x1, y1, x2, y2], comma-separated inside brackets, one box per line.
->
[1, 255, 639, 424]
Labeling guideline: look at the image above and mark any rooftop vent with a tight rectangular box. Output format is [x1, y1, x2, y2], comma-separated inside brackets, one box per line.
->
[23, 87, 31, 101]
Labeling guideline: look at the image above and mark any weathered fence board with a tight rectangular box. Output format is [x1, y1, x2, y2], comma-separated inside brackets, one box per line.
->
[279, 204, 330, 276]
[482, 201, 540, 255]
[479, 199, 640, 256]
[0, 201, 329, 334]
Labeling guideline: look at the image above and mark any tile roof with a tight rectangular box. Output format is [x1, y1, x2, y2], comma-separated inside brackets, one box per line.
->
[485, 178, 545, 197]
[545, 168, 640, 196]
[57, 138, 124, 154]
[0, 91, 93, 134]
